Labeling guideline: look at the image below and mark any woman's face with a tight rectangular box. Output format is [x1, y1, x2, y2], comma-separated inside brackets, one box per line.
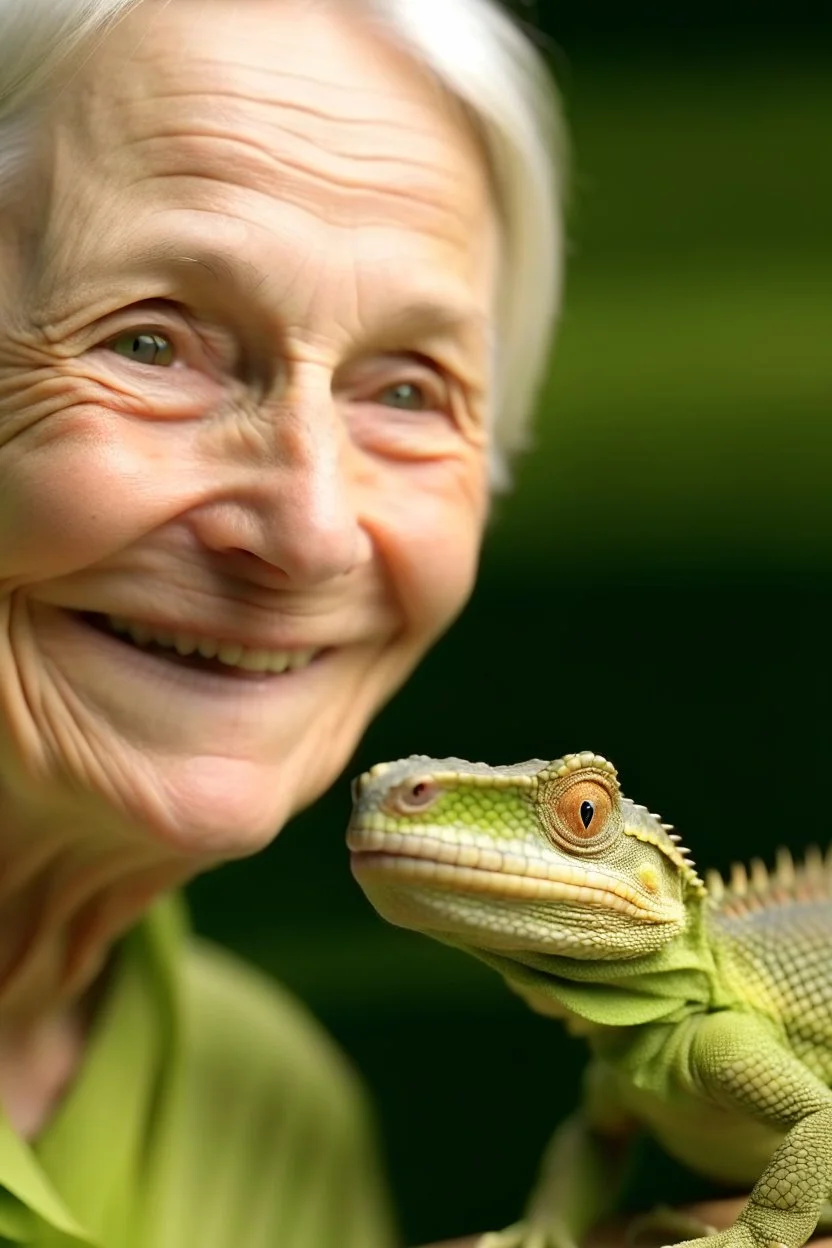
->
[0, 0, 497, 857]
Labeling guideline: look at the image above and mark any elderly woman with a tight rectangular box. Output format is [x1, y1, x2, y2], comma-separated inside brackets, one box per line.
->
[0, 0, 562, 1244]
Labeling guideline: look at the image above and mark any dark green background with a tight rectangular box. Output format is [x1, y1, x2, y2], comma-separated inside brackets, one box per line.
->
[188, 10, 832, 1244]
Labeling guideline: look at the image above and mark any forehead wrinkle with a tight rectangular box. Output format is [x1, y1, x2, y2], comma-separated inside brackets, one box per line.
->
[68, 11, 488, 233]
[122, 4, 471, 135]
[26, 2, 496, 348]
[90, 84, 479, 237]
[129, 132, 469, 224]
[33, 135, 477, 308]
[141, 72, 456, 145]
[52, 100, 479, 252]
[88, 4, 480, 168]
[106, 58, 466, 156]
[139, 89, 465, 179]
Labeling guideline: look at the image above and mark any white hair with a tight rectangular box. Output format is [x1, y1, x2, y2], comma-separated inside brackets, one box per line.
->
[0, 0, 565, 484]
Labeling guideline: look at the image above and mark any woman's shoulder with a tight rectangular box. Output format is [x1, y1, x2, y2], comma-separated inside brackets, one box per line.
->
[135, 927, 395, 1246]
[178, 933, 371, 1132]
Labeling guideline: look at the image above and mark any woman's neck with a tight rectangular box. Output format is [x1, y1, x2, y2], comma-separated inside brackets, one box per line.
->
[0, 798, 191, 1137]
[0, 1004, 88, 1139]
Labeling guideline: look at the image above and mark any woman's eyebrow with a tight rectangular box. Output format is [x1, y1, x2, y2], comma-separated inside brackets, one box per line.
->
[141, 244, 490, 347]
[367, 300, 491, 345]
[161, 248, 267, 298]
[359, 298, 493, 359]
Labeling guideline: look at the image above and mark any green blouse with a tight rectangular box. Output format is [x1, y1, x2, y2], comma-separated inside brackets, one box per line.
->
[0, 897, 395, 1247]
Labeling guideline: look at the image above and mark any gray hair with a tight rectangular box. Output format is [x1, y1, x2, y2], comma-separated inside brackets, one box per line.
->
[0, 0, 565, 485]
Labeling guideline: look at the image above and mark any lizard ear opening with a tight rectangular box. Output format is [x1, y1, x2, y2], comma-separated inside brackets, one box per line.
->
[539, 774, 620, 854]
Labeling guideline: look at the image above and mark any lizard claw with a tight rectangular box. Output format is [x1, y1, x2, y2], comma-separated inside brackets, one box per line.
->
[477, 1220, 578, 1248]
[477, 1227, 533, 1248]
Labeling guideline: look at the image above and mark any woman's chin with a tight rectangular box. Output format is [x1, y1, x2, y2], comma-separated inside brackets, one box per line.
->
[116, 747, 337, 860]
[128, 753, 332, 860]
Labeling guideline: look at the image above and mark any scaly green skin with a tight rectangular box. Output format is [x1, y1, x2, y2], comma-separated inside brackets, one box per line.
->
[348, 751, 832, 1248]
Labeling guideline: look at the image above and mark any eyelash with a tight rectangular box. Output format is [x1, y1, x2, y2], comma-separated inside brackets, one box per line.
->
[371, 367, 448, 408]
[100, 315, 207, 368]
[97, 315, 451, 408]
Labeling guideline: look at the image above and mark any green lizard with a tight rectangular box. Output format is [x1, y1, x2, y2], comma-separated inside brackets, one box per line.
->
[347, 751, 832, 1248]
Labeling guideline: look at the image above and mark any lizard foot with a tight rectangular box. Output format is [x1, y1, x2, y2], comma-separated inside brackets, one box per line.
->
[627, 1206, 718, 1246]
[477, 1220, 578, 1248]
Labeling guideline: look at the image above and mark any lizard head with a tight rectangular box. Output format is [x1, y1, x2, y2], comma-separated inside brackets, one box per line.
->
[348, 752, 704, 959]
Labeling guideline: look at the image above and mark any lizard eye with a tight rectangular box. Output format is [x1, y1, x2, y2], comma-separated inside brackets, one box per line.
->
[558, 781, 611, 840]
[541, 777, 617, 852]
[386, 779, 440, 814]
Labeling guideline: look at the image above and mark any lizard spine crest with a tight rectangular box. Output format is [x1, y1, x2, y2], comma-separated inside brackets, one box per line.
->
[705, 843, 832, 917]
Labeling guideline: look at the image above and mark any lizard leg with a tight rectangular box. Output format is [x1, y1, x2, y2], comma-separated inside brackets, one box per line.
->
[478, 1062, 635, 1248]
[662, 1012, 832, 1248]
[477, 1111, 625, 1248]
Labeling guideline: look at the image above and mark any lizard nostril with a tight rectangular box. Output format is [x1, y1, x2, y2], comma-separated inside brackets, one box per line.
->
[386, 778, 440, 815]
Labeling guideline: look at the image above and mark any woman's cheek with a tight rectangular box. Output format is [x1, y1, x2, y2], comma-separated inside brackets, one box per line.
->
[0, 356, 222, 583]
[0, 407, 181, 584]
[370, 453, 488, 640]
[0, 418, 139, 583]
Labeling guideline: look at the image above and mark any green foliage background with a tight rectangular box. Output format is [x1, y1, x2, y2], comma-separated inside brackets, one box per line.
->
[188, 13, 832, 1244]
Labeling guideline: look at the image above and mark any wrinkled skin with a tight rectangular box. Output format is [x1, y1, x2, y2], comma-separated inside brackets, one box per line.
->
[0, 0, 496, 1124]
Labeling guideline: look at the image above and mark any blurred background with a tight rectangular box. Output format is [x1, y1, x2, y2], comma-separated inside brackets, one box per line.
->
[188, 4, 832, 1244]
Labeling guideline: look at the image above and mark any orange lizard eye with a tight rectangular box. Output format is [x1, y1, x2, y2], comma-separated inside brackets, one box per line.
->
[557, 780, 612, 840]
[540, 776, 619, 853]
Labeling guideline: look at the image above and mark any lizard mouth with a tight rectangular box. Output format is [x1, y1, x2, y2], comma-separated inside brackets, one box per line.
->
[348, 827, 676, 922]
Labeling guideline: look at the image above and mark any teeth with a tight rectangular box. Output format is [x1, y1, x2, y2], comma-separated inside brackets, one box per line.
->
[236, 648, 288, 673]
[105, 615, 319, 674]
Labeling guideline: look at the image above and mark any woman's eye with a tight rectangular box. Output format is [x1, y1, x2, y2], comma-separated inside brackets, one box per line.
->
[376, 381, 430, 411]
[107, 331, 175, 367]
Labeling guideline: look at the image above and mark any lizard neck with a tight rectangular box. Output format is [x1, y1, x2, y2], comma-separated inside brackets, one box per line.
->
[457, 893, 723, 1031]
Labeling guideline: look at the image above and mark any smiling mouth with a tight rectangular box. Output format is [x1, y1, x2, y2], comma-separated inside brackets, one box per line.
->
[79, 612, 324, 677]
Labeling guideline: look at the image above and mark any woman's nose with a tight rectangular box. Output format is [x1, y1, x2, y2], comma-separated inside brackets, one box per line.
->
[189, 405, 373, 588]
